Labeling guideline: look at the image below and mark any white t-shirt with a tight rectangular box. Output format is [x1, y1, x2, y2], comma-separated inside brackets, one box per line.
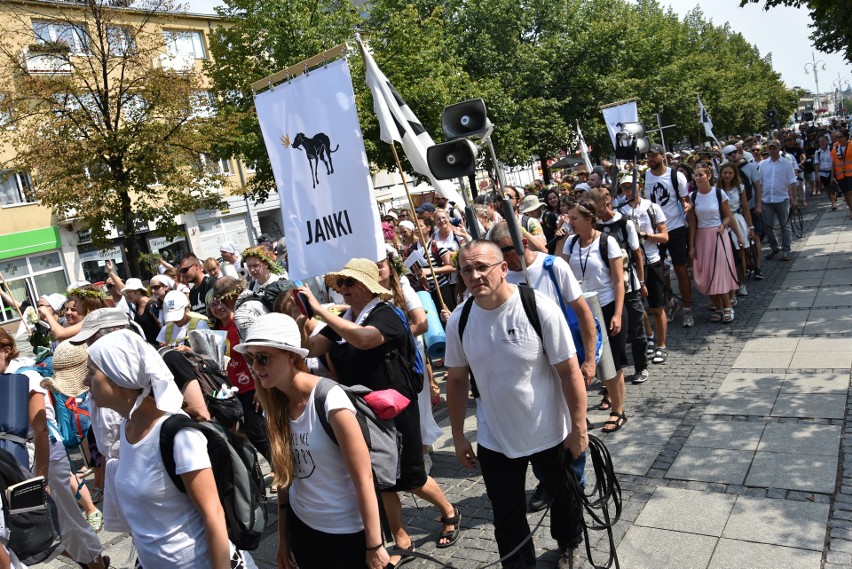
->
[444, 287, 575, 459]
[505, 252, 583, 306]
[563, 234, 622, 307]
[114, 414, 215, 569]
[693, 189, 729, 229]
[115, 295, 133, 317]
[644, 168, 689, 230]
[156, 318, 211, 345]
[723, 186, 744, 214]
[288, 384, 361, 534]
[815, 147, 833, 175]
[620, 199, 667, 265]
[250, 273, 280, 294]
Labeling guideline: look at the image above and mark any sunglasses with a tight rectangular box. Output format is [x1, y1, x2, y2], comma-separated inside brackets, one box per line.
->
[336, 277, 358, 288]
[243, 351, 272, 367]
[179, 265, 194, 274]
[150, 284, 165, 290]
[500, 245, 515, 254]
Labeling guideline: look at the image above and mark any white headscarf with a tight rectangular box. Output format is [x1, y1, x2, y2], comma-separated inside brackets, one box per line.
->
[87, 330, 183, 419]
[40, 293, 67, 313]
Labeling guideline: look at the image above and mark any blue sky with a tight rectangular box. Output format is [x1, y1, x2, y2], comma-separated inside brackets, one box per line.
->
[186, 0, 851, 94]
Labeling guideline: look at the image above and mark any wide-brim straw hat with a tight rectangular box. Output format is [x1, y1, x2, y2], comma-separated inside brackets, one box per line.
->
[324, 258, 393, 299]
[41, 340, 89, 397]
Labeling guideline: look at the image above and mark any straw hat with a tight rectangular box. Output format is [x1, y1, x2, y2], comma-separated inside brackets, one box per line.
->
[324, 258, 392, 299]
[41, 340, 89, 397]
[232, 313, 309, 358]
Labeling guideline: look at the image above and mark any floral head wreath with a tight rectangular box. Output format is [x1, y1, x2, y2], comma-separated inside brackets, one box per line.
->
[241, 247, 285, 275]
[387, 253, 406, 276]
[68, 287, 107, 300]
[214, 281, 245, 302]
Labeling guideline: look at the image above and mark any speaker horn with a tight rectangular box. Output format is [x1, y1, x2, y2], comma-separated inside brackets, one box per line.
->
[620, 121, 646, 138]
[427, 139, 479, 180]
[442, 98, 492, 140]
[765, 109, 777, 120]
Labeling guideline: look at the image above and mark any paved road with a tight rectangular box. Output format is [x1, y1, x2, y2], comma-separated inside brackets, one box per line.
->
[43, 201, 851, 568]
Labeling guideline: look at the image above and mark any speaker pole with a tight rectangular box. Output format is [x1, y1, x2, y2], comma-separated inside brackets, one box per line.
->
[457, 175, 481, 241]
[389, 143, 449, 314]
[499, 197, 532, 284]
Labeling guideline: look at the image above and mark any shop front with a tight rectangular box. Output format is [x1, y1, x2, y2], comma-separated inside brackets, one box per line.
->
[0, 227, 67, 325]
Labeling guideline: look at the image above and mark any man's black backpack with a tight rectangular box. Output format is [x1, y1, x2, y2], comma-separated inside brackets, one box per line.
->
[457, 284, 542, 398]
[234, 278, 295, 313]
[0, 448, 63, 565]
[159, 414, 268, 551]
[737, 163, 754, 203]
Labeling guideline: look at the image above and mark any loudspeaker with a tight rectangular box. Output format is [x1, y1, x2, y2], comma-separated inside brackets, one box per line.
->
[802, 111, 814, 122]
[442, 98, 492, 140]
[427, 139, 479, 180]
[635, 137, 650, 154]
[765, 109, 777, 120]
[619, 122, 645, 138]
[768, 120, 780, 130]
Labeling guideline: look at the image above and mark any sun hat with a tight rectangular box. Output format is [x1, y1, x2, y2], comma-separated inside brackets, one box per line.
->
[398, 220, 416, 232]
[519, 195, 545, 214]
[574, 182, 591, 193]
[324, 258, 393, 299]
[41, 341, 89, 397]
[40, 293, 67, 313]
[69, 307, 134, 344]
[150, 274, 175, 289]
[219, 241, 239, 255]
[121, 278, 146, 295]
[163, 290, 189, 323]
[383, 211, 398, 221]
[232, 313, 309, 358]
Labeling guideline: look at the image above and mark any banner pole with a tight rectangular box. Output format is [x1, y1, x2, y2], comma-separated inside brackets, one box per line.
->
[0, 272, 32, 335]
[390, 143, 449, 313]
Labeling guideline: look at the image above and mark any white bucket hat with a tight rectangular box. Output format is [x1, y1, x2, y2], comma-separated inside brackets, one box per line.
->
[233, 313, 309, 358]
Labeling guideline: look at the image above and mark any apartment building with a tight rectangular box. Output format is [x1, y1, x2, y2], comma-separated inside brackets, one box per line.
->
[0, 0, 283, 327]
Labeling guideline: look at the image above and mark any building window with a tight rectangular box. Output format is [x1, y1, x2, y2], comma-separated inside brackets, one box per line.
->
[163, 30, 207, 60]
[0, 252, 67, 324]
[32, 20, 90, 55]
[191, 90, 215, 118]
[107, 25, 135, 56]
[0, 171, 36, 206]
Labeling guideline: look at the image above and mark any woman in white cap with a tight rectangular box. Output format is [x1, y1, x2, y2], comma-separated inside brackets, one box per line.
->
[296, 259, 461, 567]
[235, 313, 389, 569]
[120, 278, 161, 346]
[149, 274, 175, 326]
[219, 242, 242, 277]
[0, 332, 108, 568]
[85, 330, 255, 569]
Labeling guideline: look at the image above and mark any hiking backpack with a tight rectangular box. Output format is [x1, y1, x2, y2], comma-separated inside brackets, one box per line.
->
[313, 377, 402, 490]
[736, 163, 755, 203]
[386, 304, 425, 394]
[0, 448, 63, 565]
[160, 414, 268, 551]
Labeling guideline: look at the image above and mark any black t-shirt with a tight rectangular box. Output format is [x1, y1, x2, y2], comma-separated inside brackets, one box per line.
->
[189, 276, 216, 314]
[319, 302, 412, 396]
[160, 349, 198, 391]
[135, 299, 162, 346]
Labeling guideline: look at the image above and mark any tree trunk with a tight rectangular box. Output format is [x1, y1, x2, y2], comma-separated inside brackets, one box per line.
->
[540, 155, 551, 185]
[120, 191, 141, 278]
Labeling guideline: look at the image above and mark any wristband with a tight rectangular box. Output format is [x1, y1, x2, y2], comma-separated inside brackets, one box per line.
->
[366, 543, 383, 551]
[639, 280, 645, 285]
[748, 226, 754, 230]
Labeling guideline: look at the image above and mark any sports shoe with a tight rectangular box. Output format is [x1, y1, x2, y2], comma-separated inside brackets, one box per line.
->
[652, 349, 668, 365]
[682, 308, 695, 328]
[753, 268, 764, 280]
[646, 336, 656, 356]
[527, 483, 552, 513]
[632, 369, 650, 384]
[766, 247, 781, 260]
[781, 252, 791, 261]
[665, 301, 680, 323]
[738, 284, 748, 296]
[86, 509, 103, 533]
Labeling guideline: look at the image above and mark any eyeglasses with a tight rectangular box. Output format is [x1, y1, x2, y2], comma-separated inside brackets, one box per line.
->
[460, 261, 502, 278]
[243, 351, 272, 367]
[499, 245, 515, 254]
[336, 277, 358, 288]
[208, 298, 224, 309]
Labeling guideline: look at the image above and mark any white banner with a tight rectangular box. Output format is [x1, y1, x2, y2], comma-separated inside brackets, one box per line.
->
[601, 102, 639, 149]
[254, 59, 384, 281]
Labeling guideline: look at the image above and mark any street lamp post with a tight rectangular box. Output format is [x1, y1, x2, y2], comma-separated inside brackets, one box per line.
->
[833, 74, 850, 117]
[804, 51, 826, 115]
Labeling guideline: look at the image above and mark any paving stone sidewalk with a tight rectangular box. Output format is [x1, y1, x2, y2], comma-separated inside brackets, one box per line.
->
[43, 202, 851, 568]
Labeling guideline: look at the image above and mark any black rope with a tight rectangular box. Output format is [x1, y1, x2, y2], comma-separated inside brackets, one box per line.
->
[392, 435, 622, 569]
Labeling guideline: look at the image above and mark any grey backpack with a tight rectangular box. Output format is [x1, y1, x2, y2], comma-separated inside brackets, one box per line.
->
[313, 377, 401, 489]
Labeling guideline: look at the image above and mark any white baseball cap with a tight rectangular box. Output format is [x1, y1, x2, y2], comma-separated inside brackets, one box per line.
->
[163, 290, 190, 322]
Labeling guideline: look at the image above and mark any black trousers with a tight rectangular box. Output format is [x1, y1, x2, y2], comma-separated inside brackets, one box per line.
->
[237, 390, 271, 462]
[478, 443, 584, 568]
[624, 290, 648, 373]
[288, 508, 367, 569]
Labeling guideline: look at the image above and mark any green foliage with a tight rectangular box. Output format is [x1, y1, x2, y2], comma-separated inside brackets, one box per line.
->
[740, 1, 852, 64]
[206, 0, 799, 191]
[0, 0, 230, 276]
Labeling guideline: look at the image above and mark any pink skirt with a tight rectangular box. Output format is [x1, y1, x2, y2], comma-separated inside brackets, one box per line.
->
[693, 226, 739, 296]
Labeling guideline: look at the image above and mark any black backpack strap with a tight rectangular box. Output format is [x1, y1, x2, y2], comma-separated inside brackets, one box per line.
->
[313, 377, 339, 445]
[457, 296, 479, 398]
[670, 168, 679, 194]
[517, 284, 542, 342]
[159, 414, 201, 493]
[715, 187, 725, 220]
[599, 232, 610, 270]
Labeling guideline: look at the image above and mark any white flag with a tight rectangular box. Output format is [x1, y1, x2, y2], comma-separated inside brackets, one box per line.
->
[576, 121, 593, 173]
[601, 101, 638, 149]
[253, 58, 384, 281]
[698, 95, 721, 147]
[356, 36, 465, 206]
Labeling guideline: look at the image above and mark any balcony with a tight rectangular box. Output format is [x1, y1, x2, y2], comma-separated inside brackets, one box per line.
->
[155, 53, 194, 73]
[24, 52, 71, 74]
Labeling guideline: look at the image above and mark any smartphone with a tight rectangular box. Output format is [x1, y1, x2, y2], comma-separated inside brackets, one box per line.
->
[292, 290, 314, 318]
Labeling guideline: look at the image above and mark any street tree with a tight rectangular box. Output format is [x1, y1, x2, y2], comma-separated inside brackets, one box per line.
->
[0, 0, 229, 275]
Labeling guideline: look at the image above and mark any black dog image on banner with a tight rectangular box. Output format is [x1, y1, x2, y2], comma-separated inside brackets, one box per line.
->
[291, 132, 339, 188]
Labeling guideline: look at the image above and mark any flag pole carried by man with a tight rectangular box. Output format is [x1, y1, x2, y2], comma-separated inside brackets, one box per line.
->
[698, 95, 722, 149]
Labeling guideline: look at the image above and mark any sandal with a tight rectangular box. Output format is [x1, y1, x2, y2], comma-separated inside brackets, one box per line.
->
[598, 395, 612, 411]
[722, 307, 735, 324]
[386, 544, 415, 568]
[90, 487, 104, 503]
[436, 507, 462, 548]
[602, 412, 627, 433]
[710, 310, 723, 323]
